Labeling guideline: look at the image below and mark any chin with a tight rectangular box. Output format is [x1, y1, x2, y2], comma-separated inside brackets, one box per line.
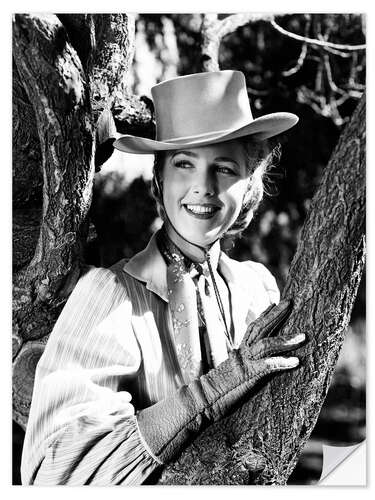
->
[184, 228, 223, 247]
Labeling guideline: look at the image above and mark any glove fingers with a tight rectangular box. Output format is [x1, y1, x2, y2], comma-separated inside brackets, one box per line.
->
[263, 356, 300, 373]
[247, 356, 299, 387]
[251, 333, 306, 360]
[246, 299, 293, 345]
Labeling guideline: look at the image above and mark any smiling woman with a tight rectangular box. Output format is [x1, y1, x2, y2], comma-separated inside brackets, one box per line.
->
[21, 70, 305, 485]
[152, 137, 276, 245]
[160, 142, 250, 247]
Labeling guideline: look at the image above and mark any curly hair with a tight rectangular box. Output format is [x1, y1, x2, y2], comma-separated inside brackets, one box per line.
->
[151, 137, 280, 239]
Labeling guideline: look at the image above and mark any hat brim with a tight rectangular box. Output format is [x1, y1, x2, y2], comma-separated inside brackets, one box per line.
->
[113, 112, 298, 154]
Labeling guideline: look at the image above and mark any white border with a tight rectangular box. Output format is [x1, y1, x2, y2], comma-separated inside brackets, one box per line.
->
[2, 2, 373, 499]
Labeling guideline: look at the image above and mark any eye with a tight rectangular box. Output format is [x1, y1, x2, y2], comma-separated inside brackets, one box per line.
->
[216, 165, 236, 175]
[174, 160, 193, 169]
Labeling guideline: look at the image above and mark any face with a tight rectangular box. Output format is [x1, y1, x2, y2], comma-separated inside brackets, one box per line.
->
[160, 140, 250, 247]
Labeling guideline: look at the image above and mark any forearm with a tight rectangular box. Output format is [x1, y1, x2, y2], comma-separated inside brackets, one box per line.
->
[137, 349, 269, 463]
[137, 301, 305, 465]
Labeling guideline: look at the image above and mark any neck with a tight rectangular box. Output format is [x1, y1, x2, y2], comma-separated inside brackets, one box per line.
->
[163, 220, 220, 264]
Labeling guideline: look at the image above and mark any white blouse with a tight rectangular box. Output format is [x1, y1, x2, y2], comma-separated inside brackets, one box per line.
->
[21, 232, 280, 485]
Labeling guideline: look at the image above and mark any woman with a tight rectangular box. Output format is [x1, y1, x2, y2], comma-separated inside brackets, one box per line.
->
[21, 70, 305, 485]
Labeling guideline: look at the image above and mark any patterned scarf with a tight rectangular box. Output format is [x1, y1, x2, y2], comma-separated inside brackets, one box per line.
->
[156, 226, 232, 384]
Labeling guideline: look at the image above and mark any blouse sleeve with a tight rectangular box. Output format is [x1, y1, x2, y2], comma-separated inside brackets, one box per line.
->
[244, 261, 281, 305]
[21, 267, 161, 486]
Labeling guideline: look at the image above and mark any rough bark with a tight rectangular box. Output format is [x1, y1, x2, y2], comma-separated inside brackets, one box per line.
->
[12, 13, 135, 429]
[12, 58, 43, 277]
[57, 14, 135, 119]
[158, 94, 365, 484]
[12, 61, 43, 208]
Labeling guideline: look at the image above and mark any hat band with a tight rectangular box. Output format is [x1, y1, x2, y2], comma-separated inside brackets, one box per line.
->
[157, 122, 252, 144]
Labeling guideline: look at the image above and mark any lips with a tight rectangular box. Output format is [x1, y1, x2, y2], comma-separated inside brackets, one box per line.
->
[183, 203, 221, 219]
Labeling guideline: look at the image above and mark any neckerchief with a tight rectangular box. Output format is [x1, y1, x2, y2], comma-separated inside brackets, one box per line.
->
[156, 227, 231, 384]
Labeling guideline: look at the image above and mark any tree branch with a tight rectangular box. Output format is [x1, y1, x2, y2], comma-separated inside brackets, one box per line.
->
[270, 19, 366, 51]
[321, 45, 353, 58]
[217, 13, 273, 39]
[13, 13, 95, 300]
[323, 54, 346, 96]
[200, 13, 274, 72]
[282, 43, 308, 77]
[89, 14, 136, 113]
[282, 16, 311, 77]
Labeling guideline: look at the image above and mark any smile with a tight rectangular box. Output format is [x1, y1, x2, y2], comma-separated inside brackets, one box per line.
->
[183, 204, 220, 219]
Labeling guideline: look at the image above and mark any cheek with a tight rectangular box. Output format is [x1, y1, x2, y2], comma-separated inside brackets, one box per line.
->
[161, 166, 187, 193]
[161, 174, 190, 222]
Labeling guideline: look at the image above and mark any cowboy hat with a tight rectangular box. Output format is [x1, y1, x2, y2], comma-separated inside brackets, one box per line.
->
[114, 70, 298, 154]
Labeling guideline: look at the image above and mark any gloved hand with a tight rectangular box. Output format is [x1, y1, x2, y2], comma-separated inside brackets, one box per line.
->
[137, 299, 305, 464]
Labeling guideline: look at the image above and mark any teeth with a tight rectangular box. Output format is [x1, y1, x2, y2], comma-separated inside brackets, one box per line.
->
[185, 204, 217, 214]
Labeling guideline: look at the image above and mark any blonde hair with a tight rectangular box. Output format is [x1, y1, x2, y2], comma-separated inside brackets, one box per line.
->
[151, 137, 280, 239]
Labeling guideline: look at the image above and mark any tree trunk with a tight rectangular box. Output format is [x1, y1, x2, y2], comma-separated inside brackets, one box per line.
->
[12, 13, 135, 430]
[158, 94, 365, 484]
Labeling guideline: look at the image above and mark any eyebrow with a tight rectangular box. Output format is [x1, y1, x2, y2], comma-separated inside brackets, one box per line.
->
[170, 151, 199, 159]
[170, 151, 240, 168]
[214, 156, 240, 168]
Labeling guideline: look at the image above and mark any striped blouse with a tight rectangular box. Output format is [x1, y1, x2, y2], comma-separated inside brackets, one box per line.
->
[21, 232, 280, 486]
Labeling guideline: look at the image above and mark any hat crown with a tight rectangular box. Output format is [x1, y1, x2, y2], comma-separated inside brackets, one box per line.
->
[151, 70, 253, 142]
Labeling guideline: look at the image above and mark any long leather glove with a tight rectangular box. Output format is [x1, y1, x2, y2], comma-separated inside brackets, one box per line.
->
[137, 299, 305, 464]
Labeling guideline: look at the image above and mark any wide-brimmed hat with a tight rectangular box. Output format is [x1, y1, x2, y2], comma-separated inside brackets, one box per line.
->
[114, 70, 298, 155]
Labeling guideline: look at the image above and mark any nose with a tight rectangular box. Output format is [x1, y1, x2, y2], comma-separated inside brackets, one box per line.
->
[192, 168, 216, 197]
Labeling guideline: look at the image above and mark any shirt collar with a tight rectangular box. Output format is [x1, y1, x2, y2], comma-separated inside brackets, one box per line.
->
[123, 230, 222, 302]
